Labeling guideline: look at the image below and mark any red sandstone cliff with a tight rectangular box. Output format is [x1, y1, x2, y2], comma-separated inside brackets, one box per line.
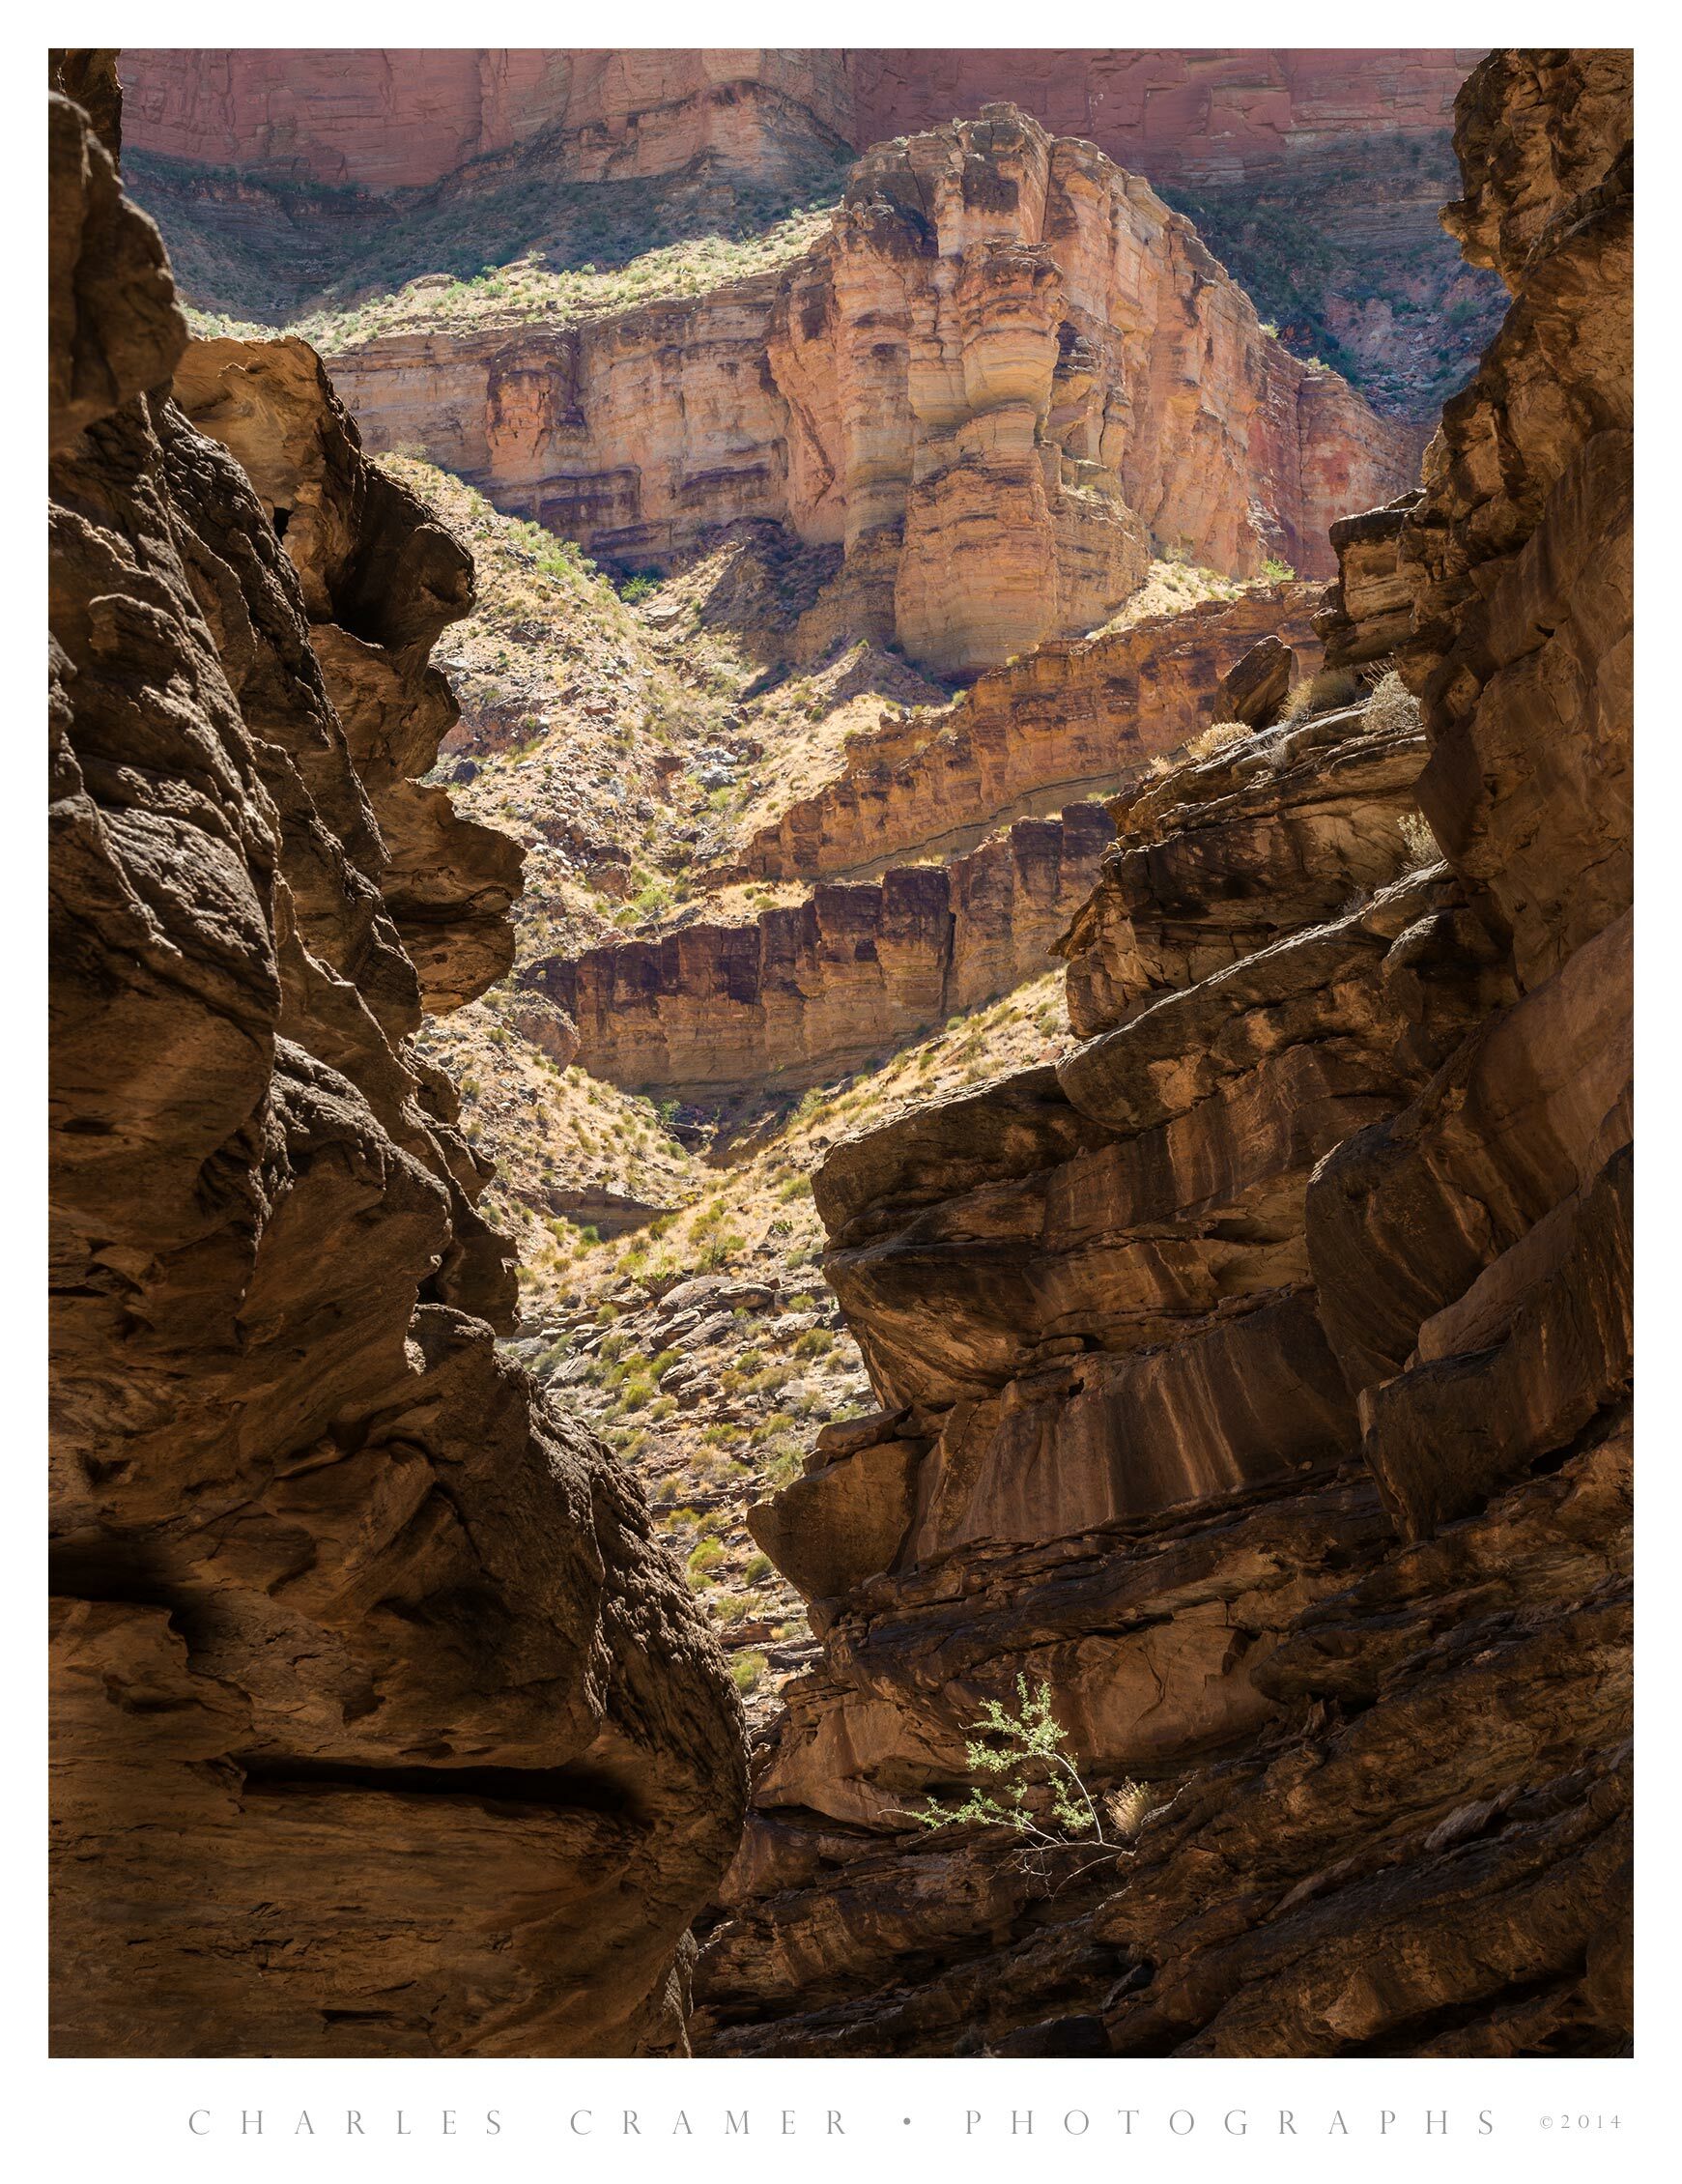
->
[118, 49, 1500, 421]
[851, 49, 1483, 181]
[122, 48, 856, 190]
[332, 107, 1418, 677]
[122, 48, 1473, 194]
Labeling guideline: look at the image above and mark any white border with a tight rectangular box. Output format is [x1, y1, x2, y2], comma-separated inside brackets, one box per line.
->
[8, 9, 1667, 2176]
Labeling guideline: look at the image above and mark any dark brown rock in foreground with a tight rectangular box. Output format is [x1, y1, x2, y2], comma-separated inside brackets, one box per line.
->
[48, 64, 745, 2057]
[696, 47, 1632, 2058]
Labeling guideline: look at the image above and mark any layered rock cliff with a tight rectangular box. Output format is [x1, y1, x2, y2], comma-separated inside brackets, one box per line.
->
[119, 49, 1501, 419]
[852, 49, 1506, 416]
[121, 47, 1471, 198]
[48, 65, 744, 2057]
[694, 48, 1632, 2056]
[734, 582, 1326, 882]
[331, 106, 1417, 677]
[535, 803, 1113, 1098]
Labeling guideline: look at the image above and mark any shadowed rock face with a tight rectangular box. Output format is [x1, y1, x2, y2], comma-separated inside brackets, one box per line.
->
[48, 66, 745, 2058]
[533, 803, 1113, 1097]
[171, 336, 525, 1012]
[122, 49, 856, 192]
[694, 48, 1631, 2058]
[330, 106, 1418, 677]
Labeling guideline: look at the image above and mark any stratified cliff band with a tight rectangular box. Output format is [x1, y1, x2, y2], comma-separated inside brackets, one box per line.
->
[48, 55, 745, 2057]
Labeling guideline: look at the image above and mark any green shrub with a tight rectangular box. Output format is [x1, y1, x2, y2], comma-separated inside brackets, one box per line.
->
[911, 1676, 1155, 1852]
[731, 1651, 768, 1693]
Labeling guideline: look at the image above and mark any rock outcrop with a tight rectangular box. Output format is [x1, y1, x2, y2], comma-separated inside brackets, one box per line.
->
[734, 582, 1326, 883]
[332, 107, 1419, 676]
[536, 803, 1112, 1097]
[695, 48, 1632, 2056]
[853, 49, 1508, 422]
[49, 66, 744, 2057]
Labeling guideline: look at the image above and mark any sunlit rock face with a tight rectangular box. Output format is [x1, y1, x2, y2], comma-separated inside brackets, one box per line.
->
[695, 48, 1632, 2060]
[533, 803, 1115, 1099]
[329, 106, 1418, 678]
[120, 48, 1501, 421]
[48, 60, 745, 2058]
[733, 584, 1327, 884]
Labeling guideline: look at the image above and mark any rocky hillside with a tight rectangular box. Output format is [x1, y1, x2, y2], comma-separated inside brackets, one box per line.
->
[48, 53, 744, 2057]
[694, 46, 1632, 2057]
[341, 455, 1307, 1728]
[119, 47, 1503, 419]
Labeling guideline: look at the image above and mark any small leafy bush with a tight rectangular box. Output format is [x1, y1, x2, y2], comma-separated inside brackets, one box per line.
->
[911, 1677, 1155, 1855]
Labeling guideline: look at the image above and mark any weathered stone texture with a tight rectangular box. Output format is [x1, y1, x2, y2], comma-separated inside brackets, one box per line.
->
[121, 49, 856, 192]
[49, 77, 744, 2057]
[736, 584, 1326, 883]
[695, 48, 1632, 2057]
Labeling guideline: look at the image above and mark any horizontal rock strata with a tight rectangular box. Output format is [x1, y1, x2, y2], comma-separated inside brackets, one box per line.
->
[734, 584, 1325, 883]
[48, 69, 744, 2057]
[534, 803, 1113, 1097]
[694, 47, 1632, 2056]
[331, 106, 1418, 675]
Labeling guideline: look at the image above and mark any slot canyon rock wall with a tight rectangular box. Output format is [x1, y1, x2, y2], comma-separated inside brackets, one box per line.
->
[333, 107, 1417, 677]
[48, 66, 744, 2057]
[694, 47, 1632, 2057]
[535, 803, 1114, 1099]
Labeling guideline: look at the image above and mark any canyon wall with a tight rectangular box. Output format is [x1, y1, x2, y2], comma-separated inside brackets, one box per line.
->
[334, 107, 1418, 676]
[535, 803, 1113, 1098]
[122, 49, 855, 191]
[121, 48, 1472, 194]
[852, 49, 1482, 181]
[695, 47, 1633, 2056]
[118, 48, 1502, 420]
[734, 583, 1326, 882]
[48, 63, 744, 2056]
